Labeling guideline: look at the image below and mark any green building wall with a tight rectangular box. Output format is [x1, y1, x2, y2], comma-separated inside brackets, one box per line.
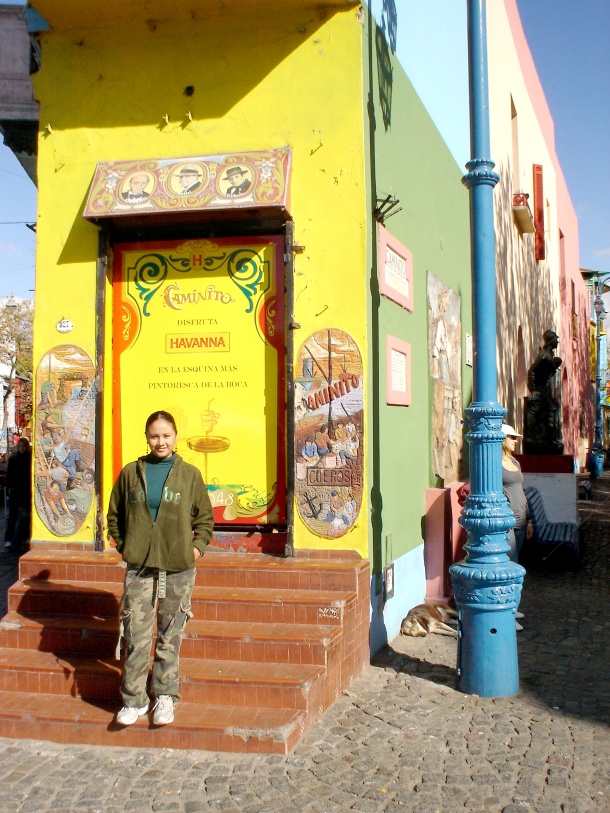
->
[362, 10, 472, 648]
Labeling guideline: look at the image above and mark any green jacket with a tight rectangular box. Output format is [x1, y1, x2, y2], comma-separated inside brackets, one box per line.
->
[107, 454, 214, 572]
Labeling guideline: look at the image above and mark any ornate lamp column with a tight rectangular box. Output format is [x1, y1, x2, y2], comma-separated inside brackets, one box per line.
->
[449, 0, 525, 697]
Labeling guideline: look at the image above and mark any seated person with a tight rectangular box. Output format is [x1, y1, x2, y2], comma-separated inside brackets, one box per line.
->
[40, 429, 54, 464]
[334, 421, 347, 442]
[52, 428, 80, 478]
[339, 434, 359, 465]
[49, 458, 70, 491]
[315, 425, 332, 457]
[44, 480, 75, 523]
[301, 438, 319, 467]
[342, 494, 357, 526]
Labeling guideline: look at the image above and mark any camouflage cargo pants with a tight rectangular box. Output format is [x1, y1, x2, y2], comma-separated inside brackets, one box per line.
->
[120, 566, 196, 708]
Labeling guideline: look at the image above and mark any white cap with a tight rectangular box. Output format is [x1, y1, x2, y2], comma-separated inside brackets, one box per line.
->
[501, 424, 522, 438]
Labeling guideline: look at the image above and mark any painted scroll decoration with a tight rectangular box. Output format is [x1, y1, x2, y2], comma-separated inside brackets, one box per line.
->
[34, 345, 96, 536]
[427, 273, 463, 485]
[84, 147, 291, 219]
[294, 329, 363, 538]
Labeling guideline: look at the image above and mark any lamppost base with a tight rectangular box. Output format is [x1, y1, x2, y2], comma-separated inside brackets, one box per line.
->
[450, 558, 525, 697]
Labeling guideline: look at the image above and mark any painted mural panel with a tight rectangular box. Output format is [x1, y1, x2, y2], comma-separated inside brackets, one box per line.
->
[294, 330, 363, 538]
[35, 345, 96, 536]
[84, 147, 291, 219]
[112, 237, 285, 526]
[427, 273, 463, 485]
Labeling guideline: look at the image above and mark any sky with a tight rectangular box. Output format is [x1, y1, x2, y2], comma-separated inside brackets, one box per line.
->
[0, 0, 608, 303]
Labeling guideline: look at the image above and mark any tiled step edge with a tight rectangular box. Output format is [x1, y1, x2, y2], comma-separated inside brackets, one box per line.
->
[0, 648, 326, 706]
[8, 581, 356, 626]
[0, 613, 342, 664]
[0, 691, 306, 754]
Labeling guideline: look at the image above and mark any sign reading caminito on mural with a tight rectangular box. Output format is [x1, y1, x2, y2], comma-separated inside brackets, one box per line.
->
[112, 237, 286, 526]
[84, 147, 291, 219]
[294, 330, 363, 539]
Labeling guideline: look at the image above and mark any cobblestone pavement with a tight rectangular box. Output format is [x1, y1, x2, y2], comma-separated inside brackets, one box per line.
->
[1, 479, 609, 813]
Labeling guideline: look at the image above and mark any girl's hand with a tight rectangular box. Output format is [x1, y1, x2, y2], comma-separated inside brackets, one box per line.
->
[526, 521, 534, 540]
[193, 546, 202, 560]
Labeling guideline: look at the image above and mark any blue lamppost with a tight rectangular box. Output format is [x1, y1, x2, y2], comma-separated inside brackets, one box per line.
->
[590, 274, 610, 477]
[449, 0, 525, 697]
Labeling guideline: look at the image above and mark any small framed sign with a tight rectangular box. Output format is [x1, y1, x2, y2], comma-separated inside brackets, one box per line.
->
[383, 563, 395, 600]
[386, 335, 411, 406]
[465, 333, 473, 367]
[378, 224, 414, 311]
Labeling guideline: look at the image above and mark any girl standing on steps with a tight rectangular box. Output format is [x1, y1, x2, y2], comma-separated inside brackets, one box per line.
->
[107, 410, 214, 727]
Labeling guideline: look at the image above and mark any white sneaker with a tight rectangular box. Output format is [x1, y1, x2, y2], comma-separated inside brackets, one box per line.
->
[516, 611, 524, 619]
[153, 695, 174, 725]
[116, 703, 149, 726]
[516, 622, 524, 632]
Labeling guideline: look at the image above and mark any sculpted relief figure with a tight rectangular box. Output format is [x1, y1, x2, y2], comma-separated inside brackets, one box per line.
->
[524, 330, 564, 455]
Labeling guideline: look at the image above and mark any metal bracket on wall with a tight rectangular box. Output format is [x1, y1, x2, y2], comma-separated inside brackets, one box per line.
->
[374, 195, 401, 224]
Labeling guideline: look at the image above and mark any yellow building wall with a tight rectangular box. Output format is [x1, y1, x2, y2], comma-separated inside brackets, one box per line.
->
[31, 6, 369, 555]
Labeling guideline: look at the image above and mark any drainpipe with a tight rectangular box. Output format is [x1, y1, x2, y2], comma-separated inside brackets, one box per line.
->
[449, 0, 525, 697]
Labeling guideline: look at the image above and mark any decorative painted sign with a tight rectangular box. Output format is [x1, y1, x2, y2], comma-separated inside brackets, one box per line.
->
[112, 237, 286, 526]
[34, 344, 96, 537]
[386, 335, 411, 406]
[428, 273, 463, 485]
[294, 329, 363, 538]
[84, 147, 291, 219]
[378, 224, 414, 311]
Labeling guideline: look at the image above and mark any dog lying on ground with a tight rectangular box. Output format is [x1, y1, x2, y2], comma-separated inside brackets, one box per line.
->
[400, 602, 458, 638]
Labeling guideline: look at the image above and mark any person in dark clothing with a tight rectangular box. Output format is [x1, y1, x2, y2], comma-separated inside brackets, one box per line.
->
[4, 437, 32, 552]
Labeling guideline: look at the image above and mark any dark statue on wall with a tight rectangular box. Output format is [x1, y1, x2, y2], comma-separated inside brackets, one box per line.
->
[524, 329, 564, 455]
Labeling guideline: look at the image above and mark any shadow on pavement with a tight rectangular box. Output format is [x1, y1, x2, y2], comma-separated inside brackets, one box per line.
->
[0, 506, 27, 619]
[371, 473, 610, 728]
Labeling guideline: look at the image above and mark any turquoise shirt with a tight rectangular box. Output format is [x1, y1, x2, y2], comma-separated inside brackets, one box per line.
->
[145, 454, 176, 521]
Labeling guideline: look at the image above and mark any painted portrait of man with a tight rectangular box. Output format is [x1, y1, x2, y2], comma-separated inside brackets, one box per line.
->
[223, 166, 251, 197]
[121, 173, 152, 204]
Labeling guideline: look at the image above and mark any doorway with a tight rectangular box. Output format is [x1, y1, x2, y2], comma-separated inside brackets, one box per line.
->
[111, 235, 287, 528]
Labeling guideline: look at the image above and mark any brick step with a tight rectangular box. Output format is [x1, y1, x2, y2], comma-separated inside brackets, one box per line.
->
[0, 648, 325, 708]
[19, 550, 367, 592]
[0, 691, 306, 754]
[0, 611, 342, 664]
[19, 550, 125, 585]
[197, 551, 367, 592]
[9, 580, 354, 625]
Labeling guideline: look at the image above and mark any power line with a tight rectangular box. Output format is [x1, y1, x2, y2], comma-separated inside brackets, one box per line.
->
[0, 167, 30, 179]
